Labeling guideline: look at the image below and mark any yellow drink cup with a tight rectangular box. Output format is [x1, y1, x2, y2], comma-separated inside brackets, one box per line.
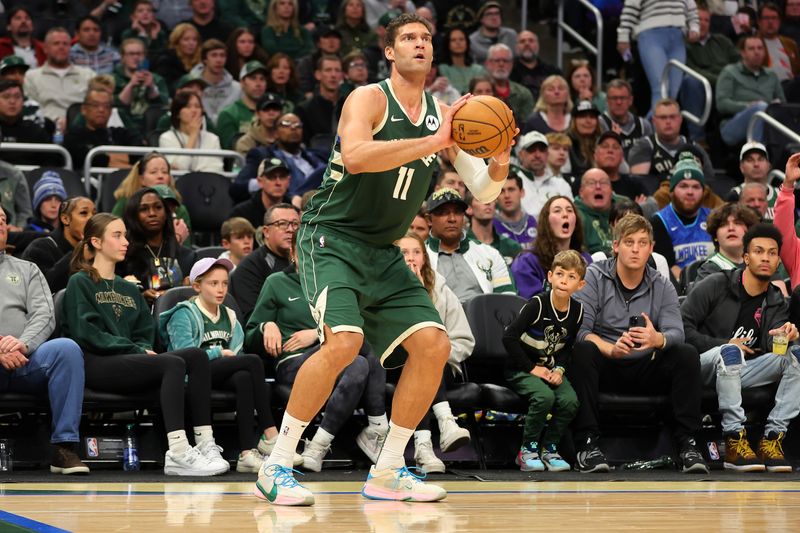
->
[773, 333, 788, 355]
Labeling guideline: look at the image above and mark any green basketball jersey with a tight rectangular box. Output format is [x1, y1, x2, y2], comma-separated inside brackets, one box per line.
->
[198, 302, 232, 351]
[302, 79, 442, 246]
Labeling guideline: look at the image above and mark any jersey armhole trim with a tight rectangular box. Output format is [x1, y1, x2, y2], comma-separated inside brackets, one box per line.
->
[373, 83, 389, 135]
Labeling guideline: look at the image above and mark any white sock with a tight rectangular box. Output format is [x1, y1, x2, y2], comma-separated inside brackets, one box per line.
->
[375, 421, 413, 471]
[414, 429, 432, 443]
[368, 414, 389, 431]
[167, 430, 191, 455]
[193, 425, 214, 445]
[265, 412, 309, 469]
[311, 427, 335, 448]
[432, 402, 453, 422]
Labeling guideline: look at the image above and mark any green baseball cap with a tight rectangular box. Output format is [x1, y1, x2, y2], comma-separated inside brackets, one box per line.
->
[669, 154, 706, 191]
[176, 71, 209, 89]
[240, 60, 268, 80]
[0, 56, 29, 74]
[150, 184, 179, 204]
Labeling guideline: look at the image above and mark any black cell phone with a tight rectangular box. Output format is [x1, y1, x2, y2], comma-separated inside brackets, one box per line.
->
[629, 315, 644, 348]
[629, 315, 645, 329]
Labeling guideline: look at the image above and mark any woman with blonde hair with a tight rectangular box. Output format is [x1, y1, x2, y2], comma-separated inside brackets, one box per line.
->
[155, 23, 202, 92]
[260, 0, 313, 60]
[522, 75, 573, 135]
[111, 151, 192, 245]
[394, 231, 474, 474]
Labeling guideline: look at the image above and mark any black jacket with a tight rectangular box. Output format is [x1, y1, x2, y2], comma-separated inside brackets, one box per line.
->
[21, 228, 73, 277]
[230, 244, 291, 320]
[681, 268, 788, 355]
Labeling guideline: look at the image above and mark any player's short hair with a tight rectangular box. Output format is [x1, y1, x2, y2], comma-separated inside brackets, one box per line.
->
[613, 213, 653, 242]
[551, 249, 587, 279]
[385, 13, 434, 48]
[221, 217, 255, 241]
[743, 222, 783, 253]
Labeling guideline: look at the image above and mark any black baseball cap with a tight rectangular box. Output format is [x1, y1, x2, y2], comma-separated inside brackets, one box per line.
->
[426, 188, 468, 213]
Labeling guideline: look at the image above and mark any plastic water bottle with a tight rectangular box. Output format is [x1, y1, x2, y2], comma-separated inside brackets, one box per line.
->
[52, 122, 64, 145]
[123, 424, 140, 471]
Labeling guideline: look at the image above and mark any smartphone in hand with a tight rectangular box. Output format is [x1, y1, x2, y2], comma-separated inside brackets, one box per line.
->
[629, 315, 645, 348]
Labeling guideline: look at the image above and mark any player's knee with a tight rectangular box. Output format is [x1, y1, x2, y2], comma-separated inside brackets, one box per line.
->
[426, 330, 451, 367]
[324, 331, 362, 371]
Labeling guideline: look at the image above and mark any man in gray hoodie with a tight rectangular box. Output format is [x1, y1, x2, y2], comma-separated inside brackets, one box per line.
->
[193, 39, 241, 124]
[571, 213, 707, 474]
[0, 205, 88, 474]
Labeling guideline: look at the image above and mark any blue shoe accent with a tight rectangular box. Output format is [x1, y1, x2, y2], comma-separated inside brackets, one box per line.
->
[541, 443, 571, 471]
[720, 344, 744, 368]
[516, 442, 545, 472]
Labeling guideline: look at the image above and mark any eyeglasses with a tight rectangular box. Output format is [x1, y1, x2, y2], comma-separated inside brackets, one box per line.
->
[488, 57, 512, 63]
[279, 120, 303, 129]
[264, 173, 290, 180]
[584, 179, 611, 187]
[266, 220, 300, 230]
[348, 62, 367, 69]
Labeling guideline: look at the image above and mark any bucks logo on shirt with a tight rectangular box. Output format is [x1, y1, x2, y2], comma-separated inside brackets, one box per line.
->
[303, 79, 442, 246]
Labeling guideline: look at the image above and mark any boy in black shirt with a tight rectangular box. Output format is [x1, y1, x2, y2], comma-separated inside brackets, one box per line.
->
[502, 250, 586, 471]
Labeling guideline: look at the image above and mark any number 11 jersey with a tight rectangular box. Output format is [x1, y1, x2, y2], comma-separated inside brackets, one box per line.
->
[302, 79, 442, 246]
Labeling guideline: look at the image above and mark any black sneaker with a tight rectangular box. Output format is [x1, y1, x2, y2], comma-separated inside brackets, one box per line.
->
[679, 439, 709, 474]
[50, 443, 90, 475]
[576, 436, 610, 473]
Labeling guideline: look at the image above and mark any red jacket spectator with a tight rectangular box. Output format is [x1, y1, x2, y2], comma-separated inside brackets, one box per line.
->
[0, 38, 46, 67]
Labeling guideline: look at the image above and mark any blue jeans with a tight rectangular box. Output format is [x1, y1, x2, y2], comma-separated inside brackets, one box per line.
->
[699, 344, 800, 435]
[637, 26, 686, 114]
[0, 338, 84, 443]
[720, 101, 769, 146]
[679, 76, 708, 141]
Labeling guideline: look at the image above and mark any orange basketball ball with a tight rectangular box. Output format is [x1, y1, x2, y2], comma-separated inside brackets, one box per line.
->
[451, 95, 516, 159]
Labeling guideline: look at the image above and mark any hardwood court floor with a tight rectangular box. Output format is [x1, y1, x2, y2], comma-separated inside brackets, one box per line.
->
[1, 480, 799, 532]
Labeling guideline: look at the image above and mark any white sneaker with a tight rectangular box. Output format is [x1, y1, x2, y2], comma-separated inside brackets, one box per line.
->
[255, 464, 315, 506]
[237, 448, 265, 473]
[437, 416, 470, 453]
[164, 446, 228, 476]
[362, 465, 447, 502]
[414, 436, 445, 474]
[196, 439, 231, 473]
[300, 439, 330, 473]
[258, 435, 304, 467]
[356, 426, 388, 464]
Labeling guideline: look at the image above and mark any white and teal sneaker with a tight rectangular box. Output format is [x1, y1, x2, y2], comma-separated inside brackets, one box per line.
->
[254, 464, 315, 506]
[361, 465, 446, 502]
[541, 443, 571, 472]
[515, 442, 545, 472]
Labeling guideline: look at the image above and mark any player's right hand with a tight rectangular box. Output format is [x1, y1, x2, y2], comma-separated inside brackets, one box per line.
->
[263, 321, 283, 357]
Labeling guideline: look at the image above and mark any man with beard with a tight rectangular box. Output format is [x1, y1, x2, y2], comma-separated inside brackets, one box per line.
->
[484, 43, 533, 127]
[651, 156, 715, 279]
[575, 168, 625, 255]
[0, 8, 45, 68]
[466, 189, 522, 264]
[629, 99, 715, 180]
[23, 28, 94, 124]
[231, 112, 328, 203]
[493, 175, 537, 251]
[510, 30, 560, 101]
[571, 213, 708, 474]
[727, 143, 779, 222]
[598, 79, 652, 160]
[681, 223, 800, 473]
[425, 188, 515, 303]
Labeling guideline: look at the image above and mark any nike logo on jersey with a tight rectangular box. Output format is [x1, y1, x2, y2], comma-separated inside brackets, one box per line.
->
[288, 297, 300, 302]
[670, 227, 678, 232]
[390, 115, 403, 122]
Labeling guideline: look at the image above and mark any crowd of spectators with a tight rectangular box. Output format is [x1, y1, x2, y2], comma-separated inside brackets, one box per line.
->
[2, 0, 800, 476]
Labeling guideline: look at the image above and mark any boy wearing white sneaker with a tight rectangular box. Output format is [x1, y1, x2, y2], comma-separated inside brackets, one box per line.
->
[502, 250, 585, 472]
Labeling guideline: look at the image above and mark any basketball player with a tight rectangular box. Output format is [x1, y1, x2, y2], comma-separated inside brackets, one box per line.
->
[254, 13, 516, 506]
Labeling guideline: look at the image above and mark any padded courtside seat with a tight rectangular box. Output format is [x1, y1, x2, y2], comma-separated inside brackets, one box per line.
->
[153, 286, 243, 325]
[175, 172, 234, 245]
[463, 293, 528, 412]
[194, 246, 226, 260]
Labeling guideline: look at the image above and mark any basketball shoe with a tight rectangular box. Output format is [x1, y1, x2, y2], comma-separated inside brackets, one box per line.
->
[255, 464, 315, 506]
[541, 443, 571, 472]
[724, 430, 765, 472]
[362, 465, 447, 502]
[516, 442, 545, 472]
[757, 431, 793, 473]
[356, 426, 388, 463]
[414, 432, 445, 474]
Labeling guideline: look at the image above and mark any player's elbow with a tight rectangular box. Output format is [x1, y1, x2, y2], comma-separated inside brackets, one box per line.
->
[340, 149, 366, 174]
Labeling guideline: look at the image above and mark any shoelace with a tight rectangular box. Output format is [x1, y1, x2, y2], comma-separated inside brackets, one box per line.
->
[729, 437, 756, 459]
[760, 437, 785, 459]
[396, 465, 427, 485]
[584, 447, 604, 460]
[266, 465, 305, 488]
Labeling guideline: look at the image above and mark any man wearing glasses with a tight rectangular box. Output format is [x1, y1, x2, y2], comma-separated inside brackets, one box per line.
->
[229, 199, 299, 320]
[468, 1, 517, 64]
[231, 112, 327, 203]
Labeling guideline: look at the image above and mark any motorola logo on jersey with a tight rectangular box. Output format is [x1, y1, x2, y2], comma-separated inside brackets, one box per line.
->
[426, 115, 440, 131]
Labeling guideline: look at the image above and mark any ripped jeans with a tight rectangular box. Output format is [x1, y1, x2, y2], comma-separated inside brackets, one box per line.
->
[699, 344, 800, 435]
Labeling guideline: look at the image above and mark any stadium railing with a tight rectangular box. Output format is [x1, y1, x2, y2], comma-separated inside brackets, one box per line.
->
[556, 0, 603, 93]
[0, 142, 73, 171]
[660, 60, 712, 127]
